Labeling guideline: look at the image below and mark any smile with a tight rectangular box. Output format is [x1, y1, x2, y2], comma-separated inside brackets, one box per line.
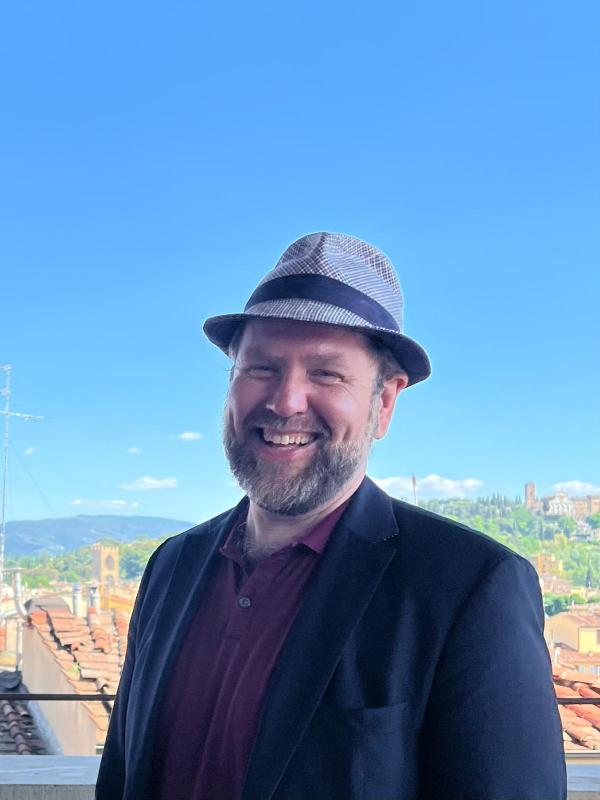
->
[258, 428, 319, 447]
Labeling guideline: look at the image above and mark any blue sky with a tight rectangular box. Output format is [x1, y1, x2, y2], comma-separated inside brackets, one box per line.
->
[2, 1, 599, 524]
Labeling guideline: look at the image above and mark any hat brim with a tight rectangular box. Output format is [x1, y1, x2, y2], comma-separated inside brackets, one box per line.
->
[203, 306, 431, 387]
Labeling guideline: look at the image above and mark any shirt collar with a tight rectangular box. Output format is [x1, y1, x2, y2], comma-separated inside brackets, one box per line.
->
[220, 497, 351, 562]
[295, 499, 349, 554]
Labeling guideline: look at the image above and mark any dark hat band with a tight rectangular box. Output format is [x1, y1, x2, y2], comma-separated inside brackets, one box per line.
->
[245, 274, 400, 332]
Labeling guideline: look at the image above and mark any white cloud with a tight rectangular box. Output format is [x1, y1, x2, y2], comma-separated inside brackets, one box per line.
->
[127, 447, 140, 454]
[177, 431, 203, 441]
[23, 446, 38, 456]
[119, 476, 177, 491]
[70, 499, 140, 511]
[374, 473, 484, 501]
[553, 480, 600, 496]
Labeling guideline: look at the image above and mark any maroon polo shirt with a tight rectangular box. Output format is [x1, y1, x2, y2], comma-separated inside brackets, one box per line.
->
[153, 501, 348, 800]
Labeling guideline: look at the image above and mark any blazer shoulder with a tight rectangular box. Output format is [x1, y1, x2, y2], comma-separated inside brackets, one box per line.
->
[142, 504, 243, 577]
[388, 496, 534, 573]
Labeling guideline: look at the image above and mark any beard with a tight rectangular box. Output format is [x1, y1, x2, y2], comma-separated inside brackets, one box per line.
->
[222, 402, 379, 516]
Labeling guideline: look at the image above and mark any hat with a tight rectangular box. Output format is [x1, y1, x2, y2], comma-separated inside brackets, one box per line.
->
[203, 232, 431, 386]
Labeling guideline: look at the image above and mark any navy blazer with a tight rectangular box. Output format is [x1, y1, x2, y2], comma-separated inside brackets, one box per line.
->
[96, 477, 567, 800]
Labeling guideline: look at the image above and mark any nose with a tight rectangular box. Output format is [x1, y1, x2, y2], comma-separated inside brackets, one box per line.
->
[265, 369, 309, 417]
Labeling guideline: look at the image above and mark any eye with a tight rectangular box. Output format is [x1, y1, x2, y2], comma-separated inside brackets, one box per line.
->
[245, 365, 276, 378]
[311, 369, 344, 384]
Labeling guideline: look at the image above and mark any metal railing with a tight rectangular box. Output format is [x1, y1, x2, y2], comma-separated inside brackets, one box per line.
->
[0, 694, 115, 702]
[0, 693, 595, 703]
[558, 698, 600, 704]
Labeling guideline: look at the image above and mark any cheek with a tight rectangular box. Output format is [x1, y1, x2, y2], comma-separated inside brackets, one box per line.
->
[318, 395, 373, 440]
[228, 379, 264, 423]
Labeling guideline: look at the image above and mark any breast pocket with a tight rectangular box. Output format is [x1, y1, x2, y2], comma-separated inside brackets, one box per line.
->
[278, 702, 416, 800]
[316, 700, 412, 734]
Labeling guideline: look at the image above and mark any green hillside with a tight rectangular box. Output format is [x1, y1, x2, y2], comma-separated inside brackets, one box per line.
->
[8, 498, 600, 617]
[7, 535, 171, 589]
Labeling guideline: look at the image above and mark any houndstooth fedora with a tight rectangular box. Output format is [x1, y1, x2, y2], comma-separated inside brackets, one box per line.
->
[203, 232, 431, 386]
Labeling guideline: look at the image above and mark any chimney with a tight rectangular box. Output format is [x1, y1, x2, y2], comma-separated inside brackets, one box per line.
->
[72, 583, 82, 617]
[88, 583, 100, 611]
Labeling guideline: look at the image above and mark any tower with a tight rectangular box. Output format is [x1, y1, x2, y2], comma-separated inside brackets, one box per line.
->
[525, 483, 537, 509]
[92, 543, 120, 588]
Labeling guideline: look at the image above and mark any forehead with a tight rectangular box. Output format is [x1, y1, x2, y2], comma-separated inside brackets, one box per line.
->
[237, 319, 373, 360]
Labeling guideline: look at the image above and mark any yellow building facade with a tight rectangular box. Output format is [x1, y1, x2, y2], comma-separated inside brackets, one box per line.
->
[546, 612, 600, 652]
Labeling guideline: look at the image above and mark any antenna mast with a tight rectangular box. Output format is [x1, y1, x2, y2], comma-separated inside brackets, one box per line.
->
[0, 365, 44, 584]
[412, 475, 418, 506]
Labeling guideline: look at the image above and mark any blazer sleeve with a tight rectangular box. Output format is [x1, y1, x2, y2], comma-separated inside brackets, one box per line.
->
[421, 554, 567, 800]
[95, 545, 163, 800]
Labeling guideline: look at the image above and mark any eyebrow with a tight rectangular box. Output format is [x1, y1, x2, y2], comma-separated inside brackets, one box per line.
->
[303, 354, 350, 368]
[239, 347, 351, 368]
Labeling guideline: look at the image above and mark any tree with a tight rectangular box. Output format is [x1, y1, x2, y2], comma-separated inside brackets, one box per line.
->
[557, 516, 577, 537]
[121, 551, 149, 579]
[469, 515, 485, 533]
[544, 595, 570, 616]
[588, 513, 600, 530]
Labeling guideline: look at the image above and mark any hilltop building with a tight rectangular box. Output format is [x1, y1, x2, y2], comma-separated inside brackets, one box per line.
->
[525, 482, 600, 520]
[525, 482, 542, 512]
[529, 553, 573, 595]
[532, 553, 564, 576]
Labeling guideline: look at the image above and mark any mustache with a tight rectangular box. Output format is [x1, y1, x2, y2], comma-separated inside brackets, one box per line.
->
[242, 410, 330, 437]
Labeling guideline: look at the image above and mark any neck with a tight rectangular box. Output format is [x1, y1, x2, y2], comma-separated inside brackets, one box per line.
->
[245, 471, 364, 560]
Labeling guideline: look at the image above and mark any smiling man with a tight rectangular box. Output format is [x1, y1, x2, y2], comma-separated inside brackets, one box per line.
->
[97, 232, 566, 800]
[224, 320, 404, 523]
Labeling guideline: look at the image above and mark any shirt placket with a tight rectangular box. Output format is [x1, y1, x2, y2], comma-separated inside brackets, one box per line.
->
[224, 551, 292, 640]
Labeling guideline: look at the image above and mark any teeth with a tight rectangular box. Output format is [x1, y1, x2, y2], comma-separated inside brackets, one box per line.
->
[262, 430, 315, 446]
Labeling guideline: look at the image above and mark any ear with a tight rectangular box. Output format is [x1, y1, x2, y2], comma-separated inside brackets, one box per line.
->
[374, 373, 409, 439]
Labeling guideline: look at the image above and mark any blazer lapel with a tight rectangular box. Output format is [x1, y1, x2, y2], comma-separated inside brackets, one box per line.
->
[242, 478, 400, 800]
[127, 502, 245, 795]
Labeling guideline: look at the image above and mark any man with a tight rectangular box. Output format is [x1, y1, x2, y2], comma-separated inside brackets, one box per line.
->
[97, 232, 566, 799]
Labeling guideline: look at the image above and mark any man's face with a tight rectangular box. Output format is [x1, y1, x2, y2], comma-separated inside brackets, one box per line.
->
[223, 318, 393, 515]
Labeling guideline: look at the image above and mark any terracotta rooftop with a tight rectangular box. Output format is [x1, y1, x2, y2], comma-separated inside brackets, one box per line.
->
[554, 668, 600, 751]
[0, 672, 47, 755]
[28, 606, 130, 746]
[26, 605, 600, 755]
[554, 647, 600, 667]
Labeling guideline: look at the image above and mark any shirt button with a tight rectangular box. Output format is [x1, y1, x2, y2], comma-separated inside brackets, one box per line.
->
[238, 596, 252, 609]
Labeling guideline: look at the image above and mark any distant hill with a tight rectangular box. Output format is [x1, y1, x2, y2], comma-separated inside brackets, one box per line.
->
[4, 515, 194, 556]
